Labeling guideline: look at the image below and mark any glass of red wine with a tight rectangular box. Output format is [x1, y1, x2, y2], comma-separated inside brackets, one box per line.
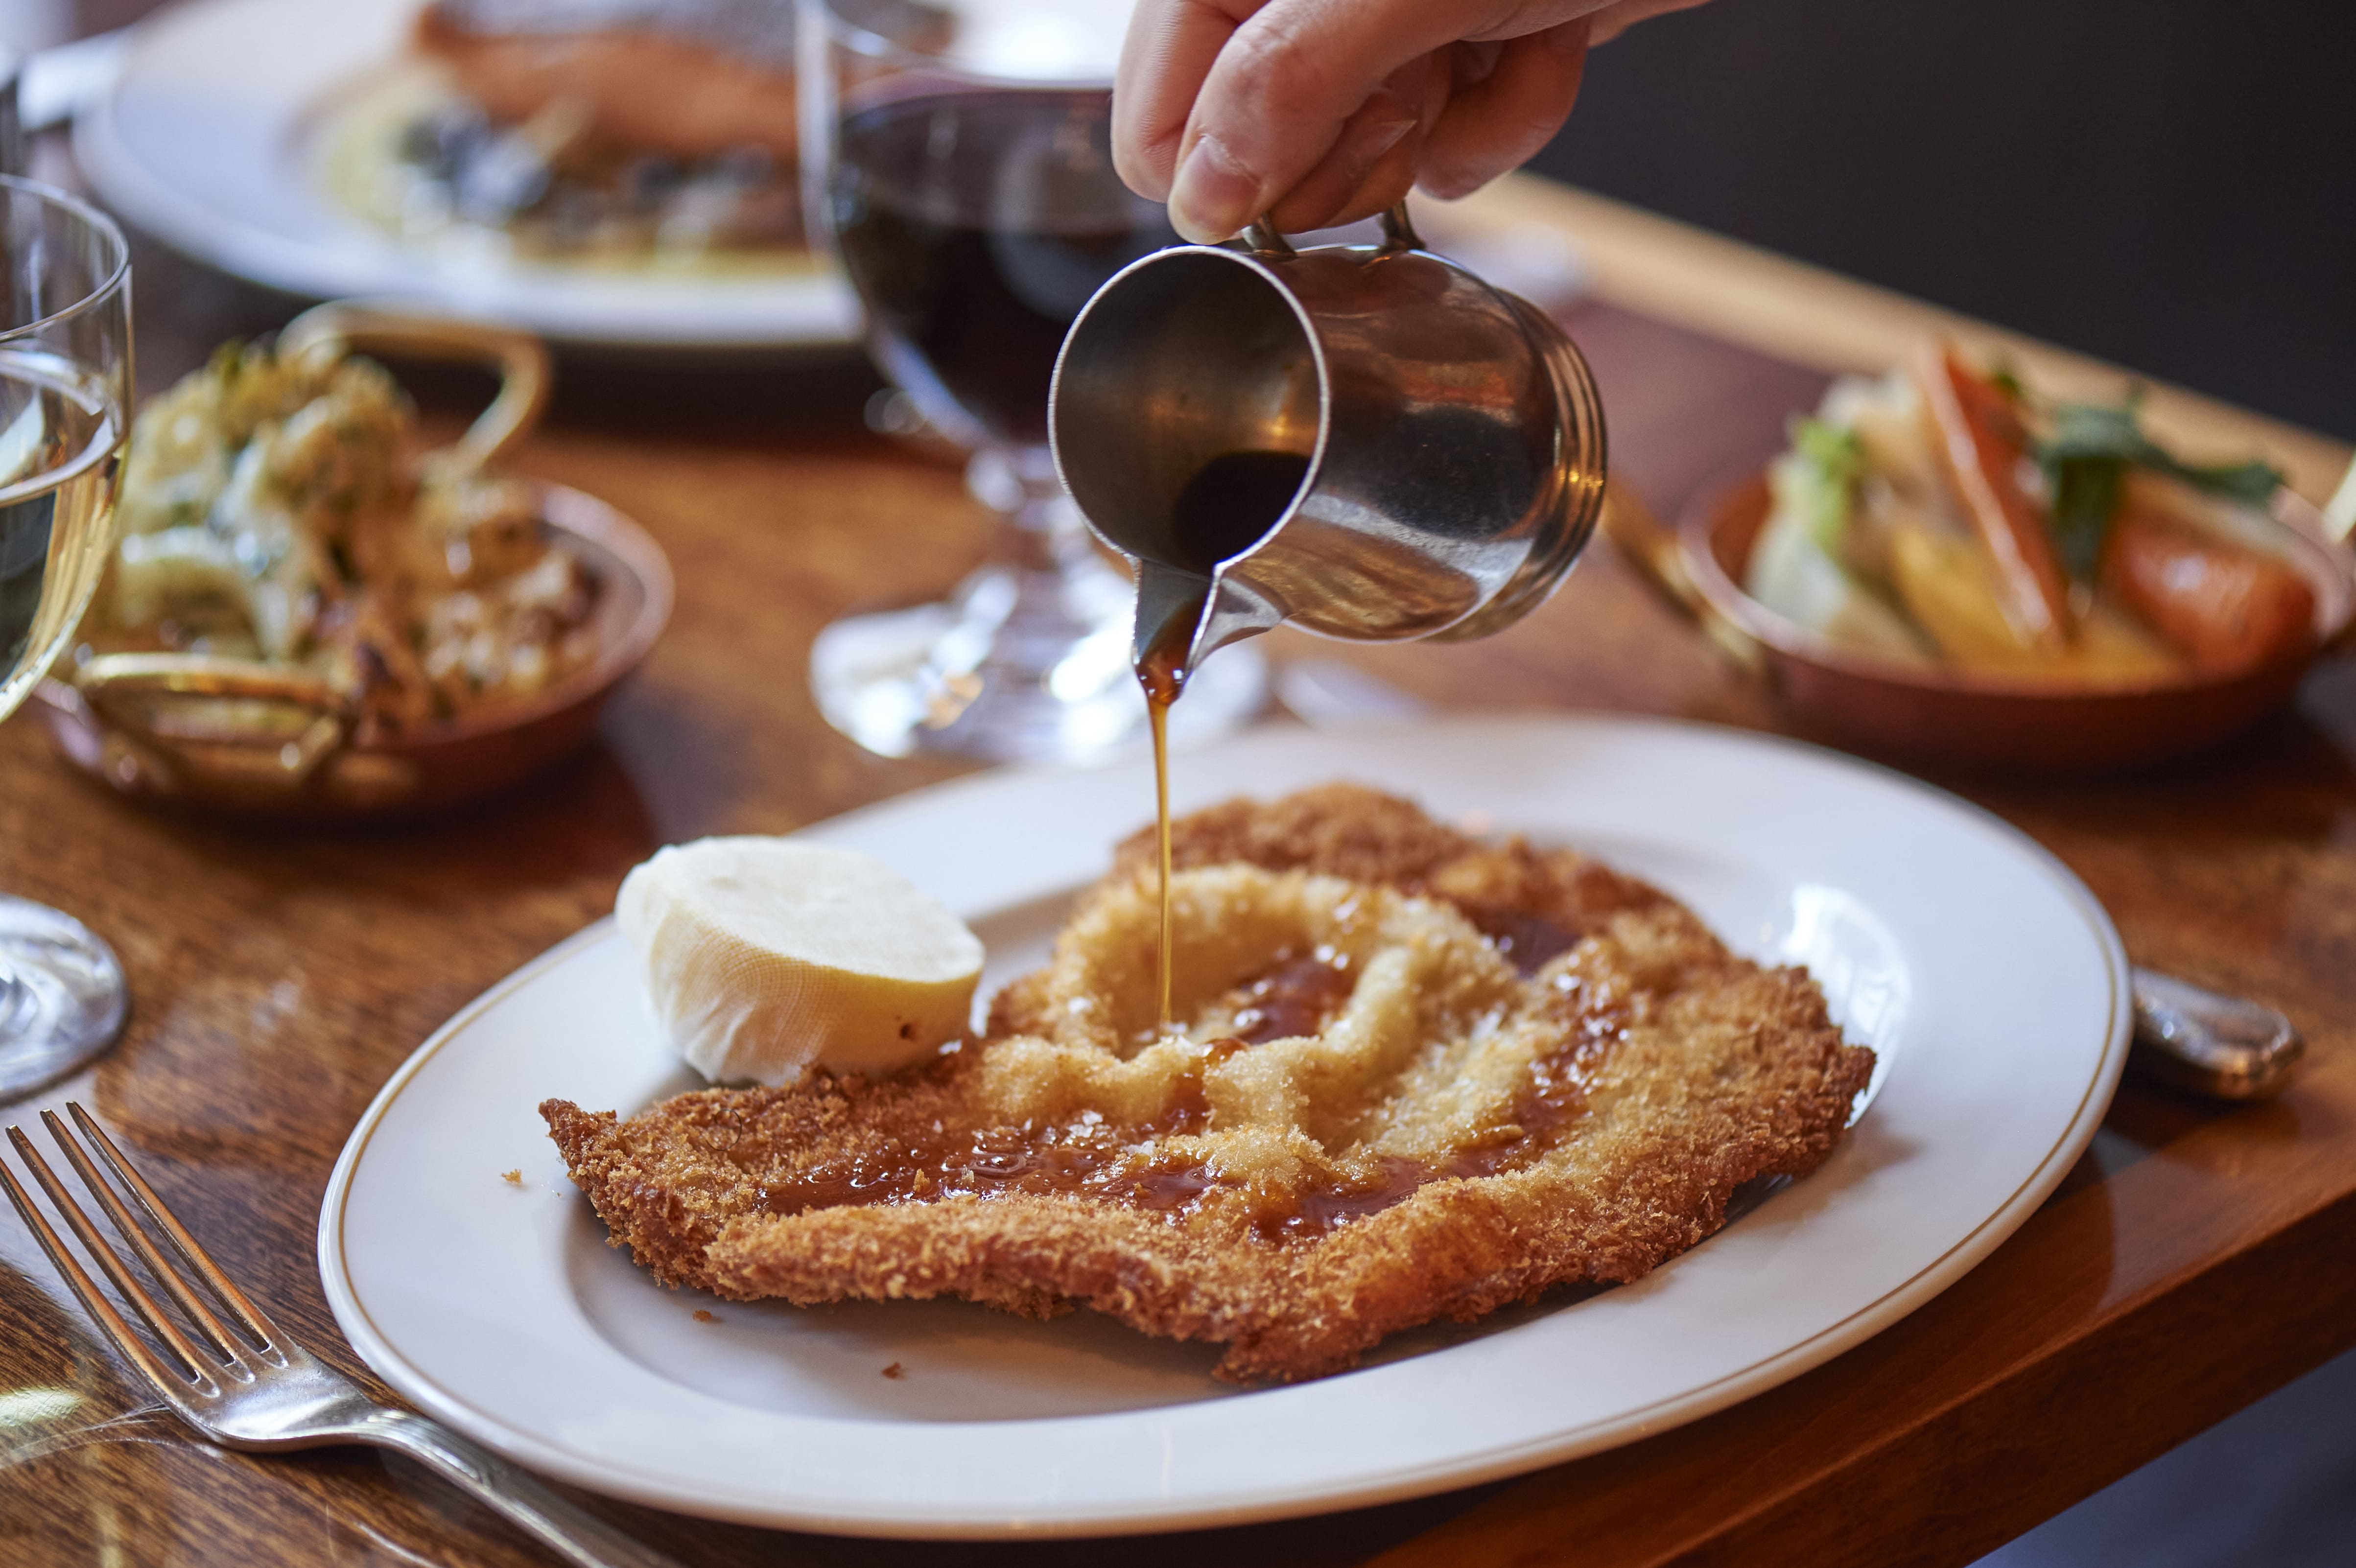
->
[799, 0, 1267, 762]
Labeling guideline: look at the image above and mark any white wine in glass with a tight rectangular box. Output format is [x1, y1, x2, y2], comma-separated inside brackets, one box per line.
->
[0, 176, 131, 1100]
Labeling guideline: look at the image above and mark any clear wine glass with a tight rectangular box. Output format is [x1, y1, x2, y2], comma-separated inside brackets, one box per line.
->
[799, 0, 1267, 763]
[0, 177, 130, 1100]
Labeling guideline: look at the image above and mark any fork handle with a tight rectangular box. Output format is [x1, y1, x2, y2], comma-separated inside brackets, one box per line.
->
[353, 1410, 688, 1568]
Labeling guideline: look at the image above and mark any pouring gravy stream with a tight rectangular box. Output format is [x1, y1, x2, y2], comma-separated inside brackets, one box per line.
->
[1134, 449, 1314, 1038]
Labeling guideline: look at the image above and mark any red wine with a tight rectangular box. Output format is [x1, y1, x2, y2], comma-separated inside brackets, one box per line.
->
[831, 90, 1177, 447]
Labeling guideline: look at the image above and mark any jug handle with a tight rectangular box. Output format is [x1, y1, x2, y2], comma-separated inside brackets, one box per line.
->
[1376, 202, 1423, 253]
[1237, 219, 1296, 257]
[1237, 203, 1423, 258]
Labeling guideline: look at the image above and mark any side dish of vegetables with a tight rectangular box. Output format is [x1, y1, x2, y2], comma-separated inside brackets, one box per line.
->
[1744, 346, 2315, 683]
[96, 338, 598, 739]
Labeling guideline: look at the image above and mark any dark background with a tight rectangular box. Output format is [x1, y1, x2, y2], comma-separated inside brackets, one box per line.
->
[1524, 0, 2356, 442]
[23, 0, 2355, 442]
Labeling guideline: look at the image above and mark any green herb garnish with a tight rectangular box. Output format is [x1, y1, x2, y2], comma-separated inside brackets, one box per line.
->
[2034, 395, 2282, 580]
[1790, 415, 1864, 557]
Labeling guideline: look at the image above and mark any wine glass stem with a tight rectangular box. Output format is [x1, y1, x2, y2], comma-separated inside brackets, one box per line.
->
[807, 439, 1268, 764]
[0, 893, 127, 1101]
[968, 446, 1089, 554]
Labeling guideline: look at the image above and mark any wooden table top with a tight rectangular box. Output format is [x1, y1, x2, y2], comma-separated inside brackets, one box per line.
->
[3, 42, 2354, 1567]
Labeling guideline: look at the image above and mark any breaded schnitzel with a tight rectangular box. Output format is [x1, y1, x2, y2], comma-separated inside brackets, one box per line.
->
[544, 786, 1875, 1382]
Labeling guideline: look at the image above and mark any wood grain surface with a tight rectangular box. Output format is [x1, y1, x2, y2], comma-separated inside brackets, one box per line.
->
[3, 13, 2354, 1564]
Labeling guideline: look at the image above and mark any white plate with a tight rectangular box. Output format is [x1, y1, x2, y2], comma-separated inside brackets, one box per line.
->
[76, 0, 859, 349]
[318, 715, 2128, 1538]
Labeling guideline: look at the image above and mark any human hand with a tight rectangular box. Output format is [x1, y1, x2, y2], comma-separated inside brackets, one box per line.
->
[1114, 0, 1709, 241]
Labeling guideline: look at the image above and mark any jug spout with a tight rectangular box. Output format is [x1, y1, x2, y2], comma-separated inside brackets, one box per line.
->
[1132, 562, 1285, 686]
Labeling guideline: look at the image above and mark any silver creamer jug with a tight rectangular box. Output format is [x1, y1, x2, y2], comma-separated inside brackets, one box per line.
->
[1048, 204, 1606, 688]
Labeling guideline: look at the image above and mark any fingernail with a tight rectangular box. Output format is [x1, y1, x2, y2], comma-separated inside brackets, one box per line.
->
[1416, 162, 1476, 202]
[1169, 134, 1259, 242]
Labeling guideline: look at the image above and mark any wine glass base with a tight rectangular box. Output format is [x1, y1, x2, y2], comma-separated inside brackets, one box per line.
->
[0, 895, 128, 1102]
[813, 563, 1268, 765]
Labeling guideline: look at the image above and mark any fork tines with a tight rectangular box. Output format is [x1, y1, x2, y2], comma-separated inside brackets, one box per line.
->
[0, 1102, 284, 1408]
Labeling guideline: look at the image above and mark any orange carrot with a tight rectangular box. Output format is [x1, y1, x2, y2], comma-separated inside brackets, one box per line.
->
[2100, 506, 2315, 673]
[1918, 346, 2074, 649]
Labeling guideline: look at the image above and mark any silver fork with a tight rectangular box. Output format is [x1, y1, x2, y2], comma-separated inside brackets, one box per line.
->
[0, 1102, 683, 1568]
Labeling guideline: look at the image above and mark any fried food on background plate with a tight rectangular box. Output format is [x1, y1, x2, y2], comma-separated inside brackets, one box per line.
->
[543, 786, 1875, 1382]
[362, 1, 810, 261]
[415, 0, 799, 165]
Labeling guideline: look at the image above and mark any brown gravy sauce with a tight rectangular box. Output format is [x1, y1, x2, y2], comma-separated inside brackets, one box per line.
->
[1228, 947, 1355, 1044]
[759, 984, 1629, 1241]
[1473, 911, 1583, 973]
[1137, 616, 1189, 1042]
[1133, 448, 1315, 1040]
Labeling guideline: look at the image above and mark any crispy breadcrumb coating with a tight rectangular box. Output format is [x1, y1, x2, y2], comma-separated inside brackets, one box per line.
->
[544, 785, 1874, 1381]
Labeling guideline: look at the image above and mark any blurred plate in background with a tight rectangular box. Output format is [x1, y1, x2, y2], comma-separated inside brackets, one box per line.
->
[75, 0, 860, 350]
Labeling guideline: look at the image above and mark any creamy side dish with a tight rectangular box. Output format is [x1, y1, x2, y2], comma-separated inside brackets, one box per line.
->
[99, 338, 598, 737]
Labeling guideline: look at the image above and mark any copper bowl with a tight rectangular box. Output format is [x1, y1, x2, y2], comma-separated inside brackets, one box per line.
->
[36, 481, 672, 820]
[1604, 475, 2356, 772]
[32, 303, 674, 821]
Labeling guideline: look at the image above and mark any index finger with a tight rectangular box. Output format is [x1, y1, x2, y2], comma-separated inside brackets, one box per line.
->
[1113, 0, 1260, 201]
[1165, 0, 1485, 239]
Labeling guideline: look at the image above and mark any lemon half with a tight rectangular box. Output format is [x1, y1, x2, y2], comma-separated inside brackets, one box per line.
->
[616, 838, 983, 1085]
